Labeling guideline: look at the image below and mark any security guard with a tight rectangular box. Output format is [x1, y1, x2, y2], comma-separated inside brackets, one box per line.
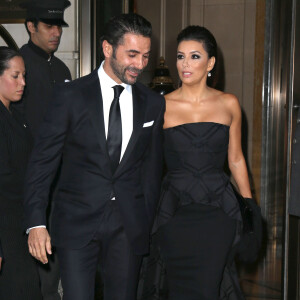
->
[17, 0, 72, 138]
[15, 1, 72, 300]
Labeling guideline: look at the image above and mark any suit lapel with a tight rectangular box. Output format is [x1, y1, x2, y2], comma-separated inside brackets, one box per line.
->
[115, 84, 147, 176]
[86, 71, 111, 171]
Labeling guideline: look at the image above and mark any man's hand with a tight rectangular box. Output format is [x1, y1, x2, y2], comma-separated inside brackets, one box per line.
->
[28, 227, 52, 264]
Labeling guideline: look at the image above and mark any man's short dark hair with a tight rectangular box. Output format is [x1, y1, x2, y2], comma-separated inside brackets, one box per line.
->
[24, 18, 40, 36]
[100, 13, 152, 58]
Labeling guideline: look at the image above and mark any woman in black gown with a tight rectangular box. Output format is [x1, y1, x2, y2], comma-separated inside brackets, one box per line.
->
[150, 26, 252, 300]
[0, 47, 42, 299]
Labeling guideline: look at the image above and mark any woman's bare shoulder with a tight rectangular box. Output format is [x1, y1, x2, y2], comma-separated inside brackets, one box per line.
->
[218, 93, 241, 124]
[218, 92, 240, 110]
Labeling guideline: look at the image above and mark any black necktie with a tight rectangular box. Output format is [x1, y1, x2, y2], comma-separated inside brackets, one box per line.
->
[107, 85, 124, 173]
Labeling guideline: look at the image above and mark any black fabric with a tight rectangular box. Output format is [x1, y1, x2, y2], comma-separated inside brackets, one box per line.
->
[0, 101, 42, 300]
[13, 40, 71, 300]
[23, 68, 164, 298]
[158, 204, 236, 300]
[20, 0, 71, 26]
[152, 122, 242, 244]
[57, 201, 142, 300]
[231, 185, 263, 262]
[235, 194, 254, 234]
[107, 85, 124, 173]
[23, 70, 165, 255]
[13, 40, 72, 138]
[37, 252, 61, 300]
[140, 122, 244, 300]
[235, 197, 263, 263]
[0, 102, 32, 202]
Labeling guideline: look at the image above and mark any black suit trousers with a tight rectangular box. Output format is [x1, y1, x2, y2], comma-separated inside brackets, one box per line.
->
[57, 200, 142, 300]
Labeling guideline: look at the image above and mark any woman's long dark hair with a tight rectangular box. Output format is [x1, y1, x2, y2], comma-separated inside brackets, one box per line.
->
[0, 46, 22, 76]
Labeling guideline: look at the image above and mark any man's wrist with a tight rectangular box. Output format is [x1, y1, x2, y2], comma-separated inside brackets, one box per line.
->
[26, 225, 46, 234]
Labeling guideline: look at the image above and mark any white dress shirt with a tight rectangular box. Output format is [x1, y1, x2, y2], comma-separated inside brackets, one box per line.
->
[98, 61, 133, 160]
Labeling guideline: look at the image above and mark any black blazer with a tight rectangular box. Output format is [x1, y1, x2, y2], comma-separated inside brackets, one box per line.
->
[24, 70, 165, 255]
[0, 101, 32, 262]
[0, 101, 32, 202]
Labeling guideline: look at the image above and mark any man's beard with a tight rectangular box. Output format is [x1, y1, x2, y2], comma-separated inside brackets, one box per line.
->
[110, 56, 143, 85]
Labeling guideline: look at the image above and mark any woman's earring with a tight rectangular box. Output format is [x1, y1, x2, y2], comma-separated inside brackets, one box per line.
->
[208, 72, 212, 77]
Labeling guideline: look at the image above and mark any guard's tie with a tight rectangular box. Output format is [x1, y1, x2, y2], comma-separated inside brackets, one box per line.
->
[107, 85, 124, 173]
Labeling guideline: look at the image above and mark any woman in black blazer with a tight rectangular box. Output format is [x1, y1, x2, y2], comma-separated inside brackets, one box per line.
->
[0, 47, 42, 299]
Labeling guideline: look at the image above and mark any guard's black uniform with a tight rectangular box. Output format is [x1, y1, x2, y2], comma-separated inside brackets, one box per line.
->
[17, 40, 71, 138]
[15, 40, 71, 300]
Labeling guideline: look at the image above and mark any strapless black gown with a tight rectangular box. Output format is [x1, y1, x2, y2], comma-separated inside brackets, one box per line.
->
[153, 122, 242, 239]
[139, 123, 244, 300]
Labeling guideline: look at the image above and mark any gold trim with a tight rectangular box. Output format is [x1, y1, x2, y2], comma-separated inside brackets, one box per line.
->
[0, 19, 25, 24]
[152, 77, 174, 85]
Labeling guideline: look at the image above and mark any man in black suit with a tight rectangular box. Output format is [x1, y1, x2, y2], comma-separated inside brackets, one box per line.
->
[24, 13, 165, 300]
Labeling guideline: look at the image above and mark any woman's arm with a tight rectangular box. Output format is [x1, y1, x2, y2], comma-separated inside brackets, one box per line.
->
[226, 94, 252, 198]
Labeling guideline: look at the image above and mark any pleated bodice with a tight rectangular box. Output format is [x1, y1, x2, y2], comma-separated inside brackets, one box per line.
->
[153, 122, 242, 244]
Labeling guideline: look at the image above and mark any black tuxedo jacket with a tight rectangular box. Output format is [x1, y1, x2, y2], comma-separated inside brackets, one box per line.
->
[24, 70, 165, 255]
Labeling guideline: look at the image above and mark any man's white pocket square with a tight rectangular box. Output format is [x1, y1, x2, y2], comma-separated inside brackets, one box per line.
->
[143, 120, 154, 127]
